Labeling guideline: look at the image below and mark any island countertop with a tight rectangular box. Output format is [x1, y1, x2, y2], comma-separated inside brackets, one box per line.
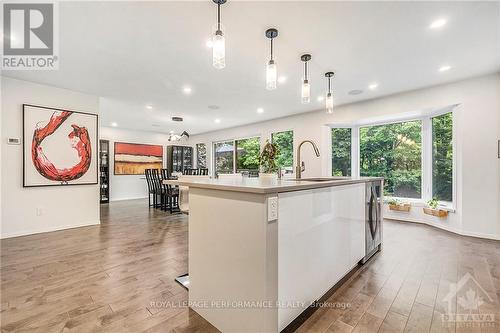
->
[163, 176, 383, 194]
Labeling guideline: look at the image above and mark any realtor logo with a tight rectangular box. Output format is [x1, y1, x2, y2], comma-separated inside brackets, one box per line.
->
[2, 2, 59, 69]
[441, 273, 495, 328]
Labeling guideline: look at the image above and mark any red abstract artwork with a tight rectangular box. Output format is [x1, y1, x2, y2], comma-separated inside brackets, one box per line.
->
[23, 104, 98, 187]
[31, 111, 92, 182]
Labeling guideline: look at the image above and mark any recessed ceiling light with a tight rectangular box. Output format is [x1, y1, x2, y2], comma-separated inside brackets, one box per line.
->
[111, 122, 118, 127]
[348, 89, 363, 95]
[317, 96, 324, 102]
[429, 18, 447, 29]
[278, 76, 287, 84]
[172, 116, 183, 122]
[206, 39, 213, 48]
[214, 118, 221, 124]
[368, 83, 378, 90]
[152, 124, 160, 127]
[146, 105, 153, 110]
[439, 65, 451, 72]
[183, 86, 192, 94]
[169, 130, 174, 134]
[257, 108, 264, 114]
[208, 105, 220, 110]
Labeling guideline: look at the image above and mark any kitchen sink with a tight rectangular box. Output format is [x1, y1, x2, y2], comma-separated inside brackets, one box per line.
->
[285, 177, 350, 182]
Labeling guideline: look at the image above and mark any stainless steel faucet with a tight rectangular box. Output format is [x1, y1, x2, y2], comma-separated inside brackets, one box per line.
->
[295, 140, 321, 179]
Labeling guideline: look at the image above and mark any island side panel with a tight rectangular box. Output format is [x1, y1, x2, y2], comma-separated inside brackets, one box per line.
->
[277, 184, 366, 330]
[188, 187, 279, 333]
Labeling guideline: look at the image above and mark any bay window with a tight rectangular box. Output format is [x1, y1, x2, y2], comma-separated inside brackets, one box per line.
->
[360, 120, 422, 198]
[331, 108, 455, 205]
[432, 112, 453, 202]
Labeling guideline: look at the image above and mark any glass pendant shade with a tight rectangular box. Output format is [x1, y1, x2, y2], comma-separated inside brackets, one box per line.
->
[212, 30, 225, 69]
[326, 92, 334, 114]
[301, 79, 310, 104]
[266, 60, 277, 90]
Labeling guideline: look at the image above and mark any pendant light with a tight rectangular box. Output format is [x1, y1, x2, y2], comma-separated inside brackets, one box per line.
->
[265, 28, 278, 90]
[212, 0, 226, 69]
[300, 54, 311, 103]
[325, 72, 334, 114]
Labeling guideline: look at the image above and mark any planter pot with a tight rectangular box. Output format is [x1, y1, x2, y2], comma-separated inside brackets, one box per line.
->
[389, 203, 411, 212]
[423, 207, 448, 218]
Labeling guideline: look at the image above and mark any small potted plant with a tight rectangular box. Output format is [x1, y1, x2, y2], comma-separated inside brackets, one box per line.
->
[423, 197, 448, 218]
[259, 140, 279, 178]
[386, 198, 411, 212]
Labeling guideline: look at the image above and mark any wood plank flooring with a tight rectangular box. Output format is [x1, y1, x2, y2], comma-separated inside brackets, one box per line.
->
[1, 199, 499, 333]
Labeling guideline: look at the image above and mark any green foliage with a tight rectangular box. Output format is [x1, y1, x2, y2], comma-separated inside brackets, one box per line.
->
[432, 112, 453, 201]
[236, 137, 260, 171]
[360, 121, 422, 198]
[272, 131, 293, 168]
[331, 128, 352, 176]
[385, 198, 402, 205]
[260, 140, 279, 173]
[427, 197, 439, 209]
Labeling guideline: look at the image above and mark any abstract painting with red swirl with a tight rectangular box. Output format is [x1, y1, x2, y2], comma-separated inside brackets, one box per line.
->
[23, 104, 98, 187]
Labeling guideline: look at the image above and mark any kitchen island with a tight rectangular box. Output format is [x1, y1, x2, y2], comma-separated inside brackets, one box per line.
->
[164, 176, 383, 332]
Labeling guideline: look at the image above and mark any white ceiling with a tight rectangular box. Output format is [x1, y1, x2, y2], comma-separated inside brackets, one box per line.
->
[2, 1, 499, 135]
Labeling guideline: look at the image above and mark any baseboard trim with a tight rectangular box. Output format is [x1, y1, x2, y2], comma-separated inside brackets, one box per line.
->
[384, 216, 500, 241]
[0, 220, 101, 239]
[110, 196, 147, 202]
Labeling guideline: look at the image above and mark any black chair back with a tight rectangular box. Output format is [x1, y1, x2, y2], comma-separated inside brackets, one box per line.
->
[161, 168, 171, 180]
[198, 168, 209, 175]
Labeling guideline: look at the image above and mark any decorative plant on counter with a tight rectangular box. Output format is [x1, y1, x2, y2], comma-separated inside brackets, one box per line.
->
[259, 140, 279, 174]
[423, 197, 448, 218]
[385, 198, 411, 212]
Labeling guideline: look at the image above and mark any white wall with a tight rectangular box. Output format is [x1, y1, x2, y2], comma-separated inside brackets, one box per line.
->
[99, 126, 170, 201]
[189, 73, 500, 239]
[1, 77, 100, 238]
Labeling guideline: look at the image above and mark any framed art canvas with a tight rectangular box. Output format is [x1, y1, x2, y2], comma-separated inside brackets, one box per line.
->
[114, 142, 163, 175]
[23, 104, 98, 187]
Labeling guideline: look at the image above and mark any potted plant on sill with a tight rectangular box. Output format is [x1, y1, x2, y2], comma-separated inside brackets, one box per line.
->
[386, 198, 411, 212]
[423, 197, 448, 218]
[259, 140, 279, 178]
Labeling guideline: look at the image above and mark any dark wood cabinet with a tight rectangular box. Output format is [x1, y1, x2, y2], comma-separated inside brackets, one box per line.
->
[99, 140, 110, 203]
[167, 145, 193, 173]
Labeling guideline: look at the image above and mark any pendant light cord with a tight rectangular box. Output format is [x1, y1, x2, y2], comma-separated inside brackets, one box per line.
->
[217, 3, 221, 31]
[270, 38, 274, 61]
[304, 61, 308, 80]
[328, 77, 331, 93]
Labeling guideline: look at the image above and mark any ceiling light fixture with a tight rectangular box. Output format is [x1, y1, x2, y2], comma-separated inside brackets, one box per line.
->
[214, 118, 221, 123]
[368, 83, 378, 90]
[300, 54, 311, 104]
[183, 86, 192, 94]
[265, 28, 278, 90]
[317, 96, 324, 102]
[212, 0, 226, 69]
[325, 72, 334, 114]
[439, 65, 451, 72]
[278, 76, 287, 84]
[257, 107, 264, 114]
[111, 122, 118, 127]
[146, 105, 153, 110]
[430, 18, 447, 29]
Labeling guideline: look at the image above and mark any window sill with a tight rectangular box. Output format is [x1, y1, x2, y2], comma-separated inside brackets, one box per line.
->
[384, 197, 455, 213]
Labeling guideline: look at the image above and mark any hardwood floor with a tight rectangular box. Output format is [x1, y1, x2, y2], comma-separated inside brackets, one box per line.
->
[1, 199, 499, 332]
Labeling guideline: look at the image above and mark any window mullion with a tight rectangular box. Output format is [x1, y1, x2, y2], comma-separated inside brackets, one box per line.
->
[422, 118, 433, 201]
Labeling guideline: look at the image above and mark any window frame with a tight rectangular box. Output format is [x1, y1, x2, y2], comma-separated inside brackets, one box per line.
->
[212, 135, 261, 174]
[330, 106, 456, 209]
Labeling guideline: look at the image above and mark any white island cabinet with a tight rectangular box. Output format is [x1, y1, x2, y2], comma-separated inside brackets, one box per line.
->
[165, 177, 383, 333]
